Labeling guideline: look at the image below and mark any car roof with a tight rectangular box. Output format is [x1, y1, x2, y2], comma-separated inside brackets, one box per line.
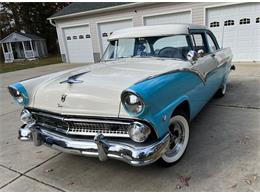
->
[108, 23, 209, 40]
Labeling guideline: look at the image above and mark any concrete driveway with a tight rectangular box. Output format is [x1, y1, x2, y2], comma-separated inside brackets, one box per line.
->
[0, 62, 259, 191]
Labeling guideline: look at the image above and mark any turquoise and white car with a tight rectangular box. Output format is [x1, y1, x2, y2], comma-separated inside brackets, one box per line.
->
[8, 24, 234, 167]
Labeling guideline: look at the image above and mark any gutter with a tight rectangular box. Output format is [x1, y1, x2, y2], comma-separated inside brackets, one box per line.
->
[47, 2, 153, 21]
[49, 18, 56, 27]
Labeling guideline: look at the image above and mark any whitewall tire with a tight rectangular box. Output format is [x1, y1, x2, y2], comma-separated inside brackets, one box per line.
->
[215, 82, 227, 98]
[159, 113, 189, 167]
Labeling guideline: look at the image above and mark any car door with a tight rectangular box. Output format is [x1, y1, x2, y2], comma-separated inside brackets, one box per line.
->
[189, 30, 220, 103]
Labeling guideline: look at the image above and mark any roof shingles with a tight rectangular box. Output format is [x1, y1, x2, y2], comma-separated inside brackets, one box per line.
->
[50, 2, 131, 18]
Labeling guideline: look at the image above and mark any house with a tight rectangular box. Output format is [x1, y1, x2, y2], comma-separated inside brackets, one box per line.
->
[0, 32, 48, 63]
[48, 2, 260, 63]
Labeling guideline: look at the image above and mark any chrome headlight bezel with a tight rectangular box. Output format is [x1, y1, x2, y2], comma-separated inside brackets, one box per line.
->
[121, 90, 145, 115]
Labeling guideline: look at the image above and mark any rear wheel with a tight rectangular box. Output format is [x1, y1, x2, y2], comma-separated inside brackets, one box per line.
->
[158, 112, 189, 167]
[215, 82, 227, 98]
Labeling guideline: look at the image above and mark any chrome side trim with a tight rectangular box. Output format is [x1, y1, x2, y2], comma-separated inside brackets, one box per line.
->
[134, 67, 206, 85]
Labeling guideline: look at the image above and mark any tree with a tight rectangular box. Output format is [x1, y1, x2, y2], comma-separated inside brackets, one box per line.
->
[0, 2, 70, 54]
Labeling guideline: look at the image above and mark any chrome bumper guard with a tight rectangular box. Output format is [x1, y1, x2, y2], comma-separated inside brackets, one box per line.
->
[19, 124, 170, 166]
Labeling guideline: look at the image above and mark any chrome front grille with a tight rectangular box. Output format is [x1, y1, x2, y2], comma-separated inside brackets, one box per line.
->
[67, 121, 130, 137]
[33, 112, 131, 138]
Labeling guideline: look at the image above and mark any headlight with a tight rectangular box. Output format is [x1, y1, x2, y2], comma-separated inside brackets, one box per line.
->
[128, 122, 151, 143]
[8, 83, 29, 105]
[20, 109, 35, 124]
[121, 91, 144, 114]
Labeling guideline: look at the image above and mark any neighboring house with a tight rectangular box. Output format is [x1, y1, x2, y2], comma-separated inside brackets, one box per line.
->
[0, 32, 48, 63]
[48, 2, 260, 63]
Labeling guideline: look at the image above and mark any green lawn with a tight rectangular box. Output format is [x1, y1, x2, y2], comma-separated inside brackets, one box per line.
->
[0, 55, 62, 73]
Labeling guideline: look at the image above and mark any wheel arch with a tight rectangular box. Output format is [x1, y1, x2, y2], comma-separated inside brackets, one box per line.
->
[171, 100, 191, 121]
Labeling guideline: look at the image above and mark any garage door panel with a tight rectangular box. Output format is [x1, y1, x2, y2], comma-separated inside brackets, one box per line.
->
[64, 25, 94, 63]
[144, 11, 191, 26]
[98, 19, 132, 54]
[207, 3, 260, 61]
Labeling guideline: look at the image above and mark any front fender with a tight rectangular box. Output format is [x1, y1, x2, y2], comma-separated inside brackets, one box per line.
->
[122, 71, 205, 138]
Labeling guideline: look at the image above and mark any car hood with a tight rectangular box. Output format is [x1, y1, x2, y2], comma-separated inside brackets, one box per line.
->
[32, 58, 190, 117]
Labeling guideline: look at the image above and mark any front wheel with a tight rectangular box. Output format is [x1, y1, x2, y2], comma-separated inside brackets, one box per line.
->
[158, 112, 190, 167]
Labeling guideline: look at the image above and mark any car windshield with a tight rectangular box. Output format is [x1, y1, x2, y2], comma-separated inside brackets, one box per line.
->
[101, 35, 191, 61]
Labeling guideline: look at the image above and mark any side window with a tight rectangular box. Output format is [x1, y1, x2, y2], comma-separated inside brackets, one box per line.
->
[206, 33, 218, 52]
[191, 33, 207, 53]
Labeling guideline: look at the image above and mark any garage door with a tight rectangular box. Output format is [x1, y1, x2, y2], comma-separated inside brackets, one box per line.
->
[64, 25, 94, 63]
[98, 19, 132, 53]
[143, 11, 191, 26]
[207, 3, 260, 61]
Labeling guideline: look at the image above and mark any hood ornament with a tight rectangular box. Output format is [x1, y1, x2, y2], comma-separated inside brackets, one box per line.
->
[60, 71, 90, 84]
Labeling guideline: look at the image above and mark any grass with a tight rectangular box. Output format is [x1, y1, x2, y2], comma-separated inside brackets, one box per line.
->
[0, 55, 62, 73]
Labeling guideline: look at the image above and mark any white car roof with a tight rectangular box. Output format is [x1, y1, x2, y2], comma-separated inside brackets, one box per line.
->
[108, 23, 208, 40]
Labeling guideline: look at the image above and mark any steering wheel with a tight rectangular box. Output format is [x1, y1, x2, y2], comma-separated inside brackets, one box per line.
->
[157, 47, 178, 58]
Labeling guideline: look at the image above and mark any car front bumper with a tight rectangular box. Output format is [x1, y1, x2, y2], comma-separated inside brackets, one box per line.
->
[19, 124, 171, 166]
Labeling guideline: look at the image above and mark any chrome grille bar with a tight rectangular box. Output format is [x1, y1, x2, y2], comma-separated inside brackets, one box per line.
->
[32, 111, 131, 138]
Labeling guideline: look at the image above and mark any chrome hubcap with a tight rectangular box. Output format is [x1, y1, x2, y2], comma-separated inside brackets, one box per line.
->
[165, 120, 185, 157]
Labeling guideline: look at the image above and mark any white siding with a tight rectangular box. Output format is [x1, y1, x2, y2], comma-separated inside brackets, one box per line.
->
[54, 2, 259, 63]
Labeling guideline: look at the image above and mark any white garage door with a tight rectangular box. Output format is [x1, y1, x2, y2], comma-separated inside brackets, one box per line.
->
[143, 11, 191, 26]
[207, 3, 260, 61]
[98, 19, 132, 53]
[64, 25, 94, 63]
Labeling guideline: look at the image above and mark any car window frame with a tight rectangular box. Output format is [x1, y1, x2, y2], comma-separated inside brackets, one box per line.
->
[189, 29, 220, 56]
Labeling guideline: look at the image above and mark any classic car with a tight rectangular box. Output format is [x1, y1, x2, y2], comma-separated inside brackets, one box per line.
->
[8, 24, 235, 167]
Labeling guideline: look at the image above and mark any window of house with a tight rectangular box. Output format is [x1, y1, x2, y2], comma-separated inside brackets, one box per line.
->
[210, 21, 220, 28]
[66, 36, 71, 40]
[102, 33, 108, 37]
[86, 34, 91, 38]
[240, 18, 250, 25]
[73, 36, 77, 39]
[256, 17, 260, 23]
[224, 20, 234, 26]
[79, 35, 84, 39]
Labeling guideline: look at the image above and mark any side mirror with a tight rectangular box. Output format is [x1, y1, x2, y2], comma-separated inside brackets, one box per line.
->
[197, 49, 205, 57]
[187, 50, 198, 62]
